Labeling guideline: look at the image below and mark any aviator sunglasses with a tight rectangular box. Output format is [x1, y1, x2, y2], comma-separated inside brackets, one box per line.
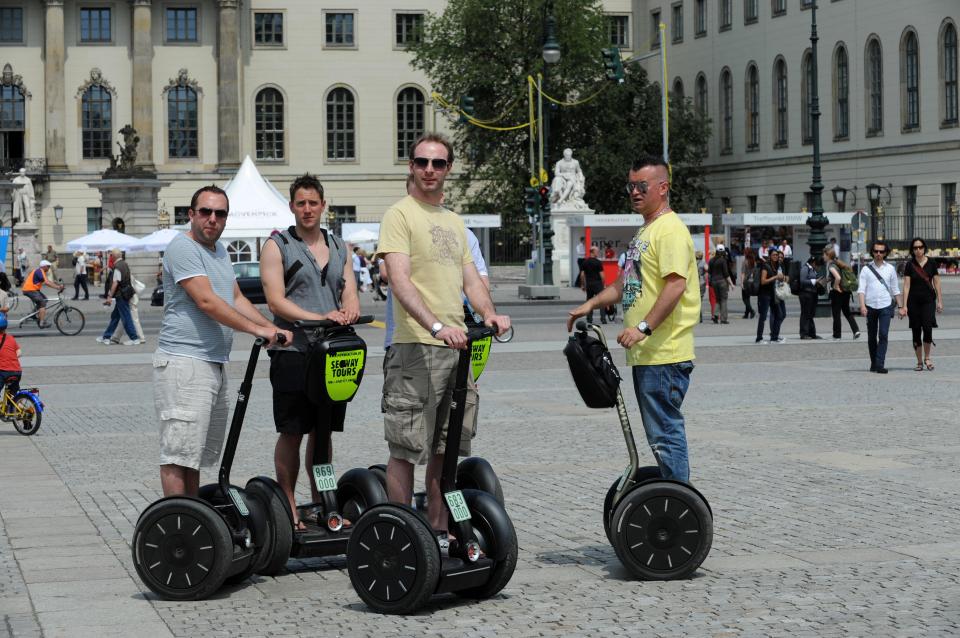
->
[412, 157, 449, 170]
[195, 207, 229, 219]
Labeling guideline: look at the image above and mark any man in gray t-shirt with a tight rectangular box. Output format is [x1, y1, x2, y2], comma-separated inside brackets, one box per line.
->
[155, 186, 292, 498]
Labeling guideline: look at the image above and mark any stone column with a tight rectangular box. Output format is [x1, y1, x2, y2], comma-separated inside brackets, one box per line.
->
[131, 0, 154, 168]
[43, 0, 66, 171]
[216, 0, 241, 170]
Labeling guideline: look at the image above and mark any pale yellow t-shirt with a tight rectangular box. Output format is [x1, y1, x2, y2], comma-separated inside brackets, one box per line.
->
[377, 196, 473, 345]
[621, 211, 700, 366]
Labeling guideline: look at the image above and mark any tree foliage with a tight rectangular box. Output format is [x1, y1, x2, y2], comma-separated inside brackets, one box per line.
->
[409, 0, 711, 222]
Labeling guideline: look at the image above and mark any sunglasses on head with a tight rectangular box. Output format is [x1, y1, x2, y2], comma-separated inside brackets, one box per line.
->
[195, 207, 228, 219]
[412, 157, 449, 170]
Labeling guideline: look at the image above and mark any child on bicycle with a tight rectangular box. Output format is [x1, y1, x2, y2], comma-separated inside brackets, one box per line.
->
[0, 314, 22, 393]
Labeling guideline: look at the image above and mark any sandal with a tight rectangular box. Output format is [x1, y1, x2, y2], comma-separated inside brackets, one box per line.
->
[294, 520, 308, 532]
[925, 359, 935, 371]
[914, 362, 924, 372]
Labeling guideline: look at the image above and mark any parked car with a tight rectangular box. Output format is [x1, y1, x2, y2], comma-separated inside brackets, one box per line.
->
[233, 261, 265, 304]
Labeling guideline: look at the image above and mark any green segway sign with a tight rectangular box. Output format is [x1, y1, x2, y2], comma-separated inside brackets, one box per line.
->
[470, 336, 492, 381]
[325, 349, 365, 402]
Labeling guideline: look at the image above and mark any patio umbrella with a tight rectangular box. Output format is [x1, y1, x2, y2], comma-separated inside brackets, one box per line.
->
[65, 229, 139, 252]
[344, 228, 379, 244]
[127, 228, 182, 253]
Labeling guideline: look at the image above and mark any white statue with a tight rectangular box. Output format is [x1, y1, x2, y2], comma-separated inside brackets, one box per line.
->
[549, 148, 588, 210]
[11, 168, 35, 224]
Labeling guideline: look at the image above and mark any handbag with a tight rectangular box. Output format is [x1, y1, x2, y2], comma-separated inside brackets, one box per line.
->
[774, 280, 789, 301]
[133, 278, 146, 294]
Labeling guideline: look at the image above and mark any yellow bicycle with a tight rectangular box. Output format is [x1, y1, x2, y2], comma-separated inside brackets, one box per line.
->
[0, 378, 43, 436]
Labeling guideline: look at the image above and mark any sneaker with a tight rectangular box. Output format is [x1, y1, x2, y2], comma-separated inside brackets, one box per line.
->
[755, 337, 763, 343]
[95, 336, 111, 345]
[38, 322, 51, 329]
[853, 332, 861, 339]
[776, 337, 785, 343]
[123, 338, 142, 346]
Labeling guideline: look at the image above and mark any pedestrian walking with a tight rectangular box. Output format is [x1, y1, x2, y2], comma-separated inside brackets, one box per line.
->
[695, 250, 706, 323]
[740, 248, 757, 319]
[823, 248, 860, 340]
[708, 246, 733, 324]
[96, 249, 141, 346]
[858, 240, 902, 374]
[155, 186, 290, 497]
[899, 237, 942, 371]
[580, 246, 605, 323]
[72, 251, 89, 300]
[756, 248, 787, 344]
[567, 155, 700, 482]
[798, 255, 822, 339]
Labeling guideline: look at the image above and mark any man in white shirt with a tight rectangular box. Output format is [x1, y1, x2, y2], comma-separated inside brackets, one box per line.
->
[857, 240, 902, 374]
[779, 240, 792, 260]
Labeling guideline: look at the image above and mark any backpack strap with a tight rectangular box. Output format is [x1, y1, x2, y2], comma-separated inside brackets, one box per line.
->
[866, 263, 894, 299]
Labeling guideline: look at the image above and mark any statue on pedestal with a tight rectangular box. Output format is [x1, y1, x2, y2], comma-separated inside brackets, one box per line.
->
[11, 168, 35, 224]
[549, 148, 588, 211]
[104, 125, 154, 178]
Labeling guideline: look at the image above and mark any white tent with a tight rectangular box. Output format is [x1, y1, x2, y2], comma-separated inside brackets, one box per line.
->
[128, 228, 182, 253]
[219, 155, 293, 240]
[65, 229, 139, 252]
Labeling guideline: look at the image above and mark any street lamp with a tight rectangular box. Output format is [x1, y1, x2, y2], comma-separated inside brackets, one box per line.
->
[804, 3, 828, 261]
[865, 182, 891, 241]
[538, 2, 560, 287]
[830, 185, 857, 211]
[53, 205, 63, 224]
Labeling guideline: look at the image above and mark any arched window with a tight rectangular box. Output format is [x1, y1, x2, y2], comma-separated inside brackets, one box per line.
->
[81, 86, 112, 159]
[168, 86, 198, 158]
[902, 29, 920, 130]
[0, 68, 26, 162]
[801, 51, 814, 144]
[326, 87, 355, 160]
[774, 58, 788, 147]
[396, 87, 424, 161]
[672, 77, 684, 101]
[866, 38, 883, 134]
[746, 64, 759, 149]
[942, 22, 958, 125]
[834, 45, 849, 139]
[255, 88, 284, 161]
[227, 240, 253, 263]
[719, 68, 732, 152]
[695, 73, 707, 115]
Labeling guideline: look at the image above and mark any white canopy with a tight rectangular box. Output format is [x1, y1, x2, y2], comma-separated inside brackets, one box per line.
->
[219, 155, 293, 239]
[65, 229, 139, 252]
[343, 228, 379, 243]
[128, 228, 182, 253]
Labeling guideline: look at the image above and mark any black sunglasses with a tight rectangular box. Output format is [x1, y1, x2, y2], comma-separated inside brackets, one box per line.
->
[195, 207, 229, 219]
[912, 244, 925, 250]
[412, 157, 449, 170]
[872, 249, 886, 254]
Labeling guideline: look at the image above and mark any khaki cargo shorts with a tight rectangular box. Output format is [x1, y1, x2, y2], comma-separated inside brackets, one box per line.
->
[153, 353, 229, 470]
[381, 343, 478, 465]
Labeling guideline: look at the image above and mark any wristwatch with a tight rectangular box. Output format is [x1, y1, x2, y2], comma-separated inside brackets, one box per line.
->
[637, 320, 652, 336]
[430, 322, 444, 338]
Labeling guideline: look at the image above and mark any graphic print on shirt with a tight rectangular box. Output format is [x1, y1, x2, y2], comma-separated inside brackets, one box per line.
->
[621, 233, 649, 313]
[429, 224, 461, 265]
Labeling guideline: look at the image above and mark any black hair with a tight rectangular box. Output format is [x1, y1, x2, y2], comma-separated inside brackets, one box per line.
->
[630, 155, 669, 173]
[190, 185, 229, 212]
[289, 174, 324, 202]
[909, 236, 928, 264]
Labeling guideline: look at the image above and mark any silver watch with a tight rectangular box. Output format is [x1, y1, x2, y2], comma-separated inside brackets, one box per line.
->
[430, 322, 443, 338]
[637, 320, 652, 336]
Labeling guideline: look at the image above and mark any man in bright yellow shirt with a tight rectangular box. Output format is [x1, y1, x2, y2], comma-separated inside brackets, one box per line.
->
[567, 155, 699, 482]
[377, 133, 510, 538]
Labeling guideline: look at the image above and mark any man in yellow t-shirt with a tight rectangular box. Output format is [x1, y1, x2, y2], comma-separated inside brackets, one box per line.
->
[377, 133, 510, 537]
[567, 155, 699, 482]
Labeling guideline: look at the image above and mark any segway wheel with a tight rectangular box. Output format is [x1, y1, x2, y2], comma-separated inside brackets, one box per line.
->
[602, 466, 662, 545]
[453, 489, 517, 600]
[455, 457, 505, 506]
[346, 504, 440, 614]
[246, 478, 293, 577]
[337, 468, 388, 523]
[367, 464, 388, 491]
[132, 498, 233, 600]
[610, 481, 713, 580]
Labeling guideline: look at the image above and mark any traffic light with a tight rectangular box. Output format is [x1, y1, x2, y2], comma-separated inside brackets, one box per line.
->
[539, 186, 554, 242]
[524, 187, 539, 219]
[601, 47, 625, 83]
[538, 185, 551, 208]
[458, 95, 475, 123]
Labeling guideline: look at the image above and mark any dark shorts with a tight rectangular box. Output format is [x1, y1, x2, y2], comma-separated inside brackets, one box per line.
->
[270, 350, 347, 435]
[24, 290, 46, 308]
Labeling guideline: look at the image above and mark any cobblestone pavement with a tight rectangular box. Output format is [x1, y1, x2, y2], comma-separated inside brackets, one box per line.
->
[2, 297, 960, 637]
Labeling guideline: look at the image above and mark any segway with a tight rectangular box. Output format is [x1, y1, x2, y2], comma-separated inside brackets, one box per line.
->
[565, 321, 713, 580]
[246, 316, 388, 575]
[346, 325, 517, 614]
[132, 335, 284, 600]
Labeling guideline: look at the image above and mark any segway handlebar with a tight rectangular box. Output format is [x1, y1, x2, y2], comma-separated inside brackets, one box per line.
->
[253, 333, 287, 347]
[467, 325, 497, 341]
[294, 315, 374, 329]
[575, 320, 588, 331]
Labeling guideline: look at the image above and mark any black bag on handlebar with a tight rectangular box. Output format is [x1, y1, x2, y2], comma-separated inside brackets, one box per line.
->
[304, 327, 368, 405]
[563, 330, 621, 409]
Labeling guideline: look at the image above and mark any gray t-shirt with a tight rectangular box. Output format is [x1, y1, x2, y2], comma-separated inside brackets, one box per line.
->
[157, 233, 236, 363]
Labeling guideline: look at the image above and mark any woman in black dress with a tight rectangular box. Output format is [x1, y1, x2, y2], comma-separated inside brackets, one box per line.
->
[899, 237, 943, 370]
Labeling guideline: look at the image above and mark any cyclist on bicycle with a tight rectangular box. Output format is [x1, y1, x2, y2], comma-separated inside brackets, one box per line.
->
[22, 260, 63, 328]
[0, 314, 22, 392]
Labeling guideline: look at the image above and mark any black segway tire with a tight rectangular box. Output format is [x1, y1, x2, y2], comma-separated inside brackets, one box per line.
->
[453, 489, 517, 600]
[456, 457, 505, 506]
[346, 504, 440, 614]
[195, 484, 264, 586]
[602, 466, 662, 545]
[246, 478, 293, 577]
[132, 497, 233, 600]
[610, 481, 713, 580]
[367, 464, 388, 491]
[337, 468, 388, 523]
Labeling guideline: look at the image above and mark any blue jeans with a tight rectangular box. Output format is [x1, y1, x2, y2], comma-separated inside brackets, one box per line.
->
[866, 303, 894, 369]
[632, 362, 694, 483]
[756, 294, 785, 341]
[102, 296, 138, 341]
